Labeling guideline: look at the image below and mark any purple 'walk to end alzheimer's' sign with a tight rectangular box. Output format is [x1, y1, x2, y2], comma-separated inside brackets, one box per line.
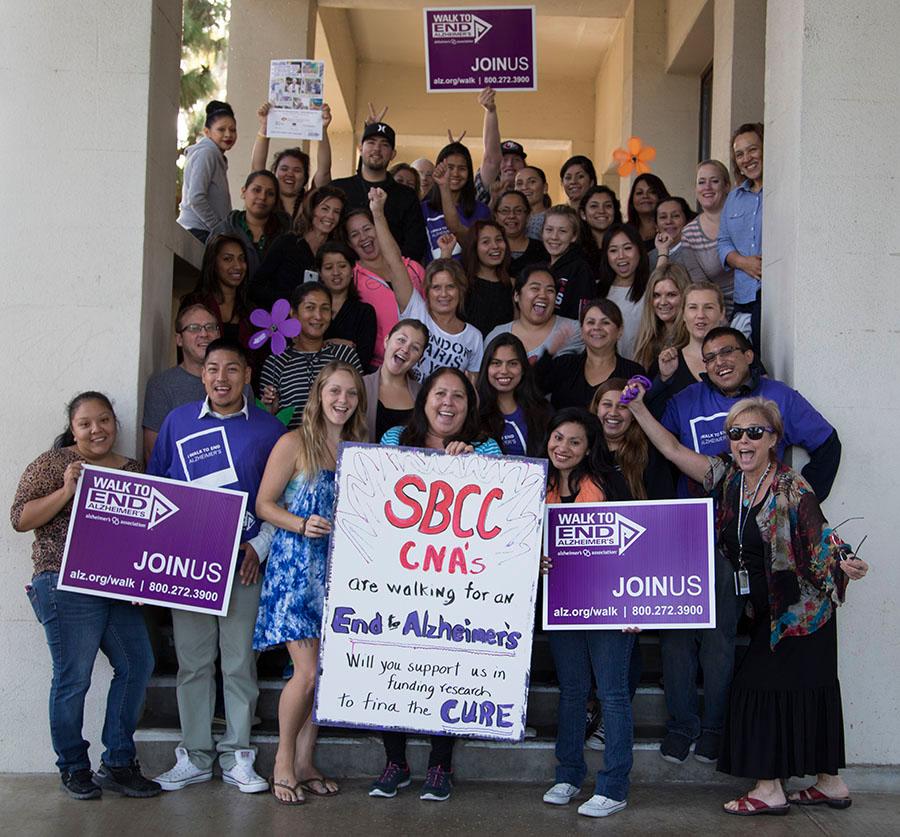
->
[424, 6, 536, 92]
[544, 499, 716, 630]
[58, 465, 247, 616]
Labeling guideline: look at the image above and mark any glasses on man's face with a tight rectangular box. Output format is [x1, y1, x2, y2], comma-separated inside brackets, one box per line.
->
[180, 323, 221, 335]
[726, 425, 774, 441]
[702, 345, 742, 365]
[496, 207, 527, 216]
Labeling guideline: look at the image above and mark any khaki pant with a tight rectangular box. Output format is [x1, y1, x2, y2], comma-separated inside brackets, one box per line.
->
[171, 579, 261, 771]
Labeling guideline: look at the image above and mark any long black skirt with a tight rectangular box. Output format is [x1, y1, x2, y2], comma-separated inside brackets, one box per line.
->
[718, 609, 845, 779]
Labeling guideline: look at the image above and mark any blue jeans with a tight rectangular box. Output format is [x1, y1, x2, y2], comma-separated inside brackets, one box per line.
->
[549, 630, 635, 801]
[28, 572, 155, 773]
[659, 551, 743, 740]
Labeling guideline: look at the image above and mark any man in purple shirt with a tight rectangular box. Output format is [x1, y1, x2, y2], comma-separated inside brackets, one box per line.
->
[149, 339, 285, 795]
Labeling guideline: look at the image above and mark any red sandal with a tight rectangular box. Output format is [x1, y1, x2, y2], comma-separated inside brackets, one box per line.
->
[723, 795, 791, 816]
[789, 786, 852, 809]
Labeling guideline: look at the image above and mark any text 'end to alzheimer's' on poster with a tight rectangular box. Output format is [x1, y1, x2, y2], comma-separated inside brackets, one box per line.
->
[315, 444, 547, 742]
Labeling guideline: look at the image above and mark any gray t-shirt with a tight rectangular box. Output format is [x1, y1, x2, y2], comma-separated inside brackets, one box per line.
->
[142, 365, 254, 430]
[142, 366, 207, 431]
[605, 284, 645, 362]
[484, 316, 583, 361]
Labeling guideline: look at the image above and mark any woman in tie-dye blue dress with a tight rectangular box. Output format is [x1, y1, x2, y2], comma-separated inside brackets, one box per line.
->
[251, 360, 369, 803]
[253, 468, 336, 648]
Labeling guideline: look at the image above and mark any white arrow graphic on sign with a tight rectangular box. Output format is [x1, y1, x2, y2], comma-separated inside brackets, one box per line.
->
[147, 488, 179, 530]
[617, 515, 646, 554]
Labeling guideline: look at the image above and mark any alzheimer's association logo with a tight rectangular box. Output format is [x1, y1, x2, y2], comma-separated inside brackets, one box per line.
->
[554, 510, 646, 554]
[85, 475, 179, 530]
[430, 12, 492, 44]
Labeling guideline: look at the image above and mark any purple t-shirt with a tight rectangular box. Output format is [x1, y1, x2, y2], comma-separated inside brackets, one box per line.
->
[501, 406, 528, 456]
[661, 375, 834, 497]
[422, 200, 491, 261]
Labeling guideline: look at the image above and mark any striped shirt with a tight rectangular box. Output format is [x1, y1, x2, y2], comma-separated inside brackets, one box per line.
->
[679, 218, 735, 316]
[259, 343, 362, 430]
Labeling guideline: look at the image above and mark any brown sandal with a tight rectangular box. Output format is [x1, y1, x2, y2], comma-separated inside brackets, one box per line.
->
[270, 777, 305, 805]
[298, 776, 340, 796]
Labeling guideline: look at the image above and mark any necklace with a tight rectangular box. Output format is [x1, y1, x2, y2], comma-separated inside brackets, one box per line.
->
[736, 463, 772, 565]
[741, 463, 770, 507]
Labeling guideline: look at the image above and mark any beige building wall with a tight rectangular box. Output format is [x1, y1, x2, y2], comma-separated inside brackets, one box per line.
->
[711, 0, 765, 166]
[317, 8, 359, 178]
[225, 0, 319, 199]
[764, 0, 900, 763]
[594, 20, 627, 194]
[622, 0, 700, 208]
[0, 0, 185, 771]
[666, 0, 711, 65]
[353, 63, 594, 204]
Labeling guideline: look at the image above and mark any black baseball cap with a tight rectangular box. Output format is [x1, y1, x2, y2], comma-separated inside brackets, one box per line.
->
[362, 122, 396, 148]
[500, 140, 526, 160]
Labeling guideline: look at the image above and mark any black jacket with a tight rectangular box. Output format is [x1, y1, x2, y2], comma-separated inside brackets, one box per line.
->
[330, 172, 429, 262]
[549, 245, 597, 320]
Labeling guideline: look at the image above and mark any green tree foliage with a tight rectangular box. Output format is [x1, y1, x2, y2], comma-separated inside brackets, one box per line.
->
[177, 0, 229, 199]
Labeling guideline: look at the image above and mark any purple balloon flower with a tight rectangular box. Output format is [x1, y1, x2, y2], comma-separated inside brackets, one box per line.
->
[249, 299, 301, 355]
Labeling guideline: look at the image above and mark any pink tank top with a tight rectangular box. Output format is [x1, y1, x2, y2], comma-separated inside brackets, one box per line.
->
[354, 258, 425, 367]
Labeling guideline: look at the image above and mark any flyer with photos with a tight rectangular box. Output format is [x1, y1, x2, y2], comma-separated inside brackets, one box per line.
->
[267, 58, 325, 140]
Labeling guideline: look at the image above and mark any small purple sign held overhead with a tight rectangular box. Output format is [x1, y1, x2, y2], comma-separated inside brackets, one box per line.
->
[57, 465, 247, 616]
[544, 499, 716, 630]
[424, 6, 537, 92]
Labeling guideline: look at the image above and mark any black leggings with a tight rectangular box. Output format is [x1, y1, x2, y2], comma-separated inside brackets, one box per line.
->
[382, 731, 455, 770]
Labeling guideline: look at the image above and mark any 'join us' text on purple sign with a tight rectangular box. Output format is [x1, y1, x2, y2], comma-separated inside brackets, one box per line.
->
[424, 6, 537, 92]
[58, 465, 247, 615]
[544, 498, 716, 630]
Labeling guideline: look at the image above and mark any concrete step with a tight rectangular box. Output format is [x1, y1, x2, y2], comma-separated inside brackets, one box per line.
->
[135, 727, 730, 786]
[143, 676, 678, 730]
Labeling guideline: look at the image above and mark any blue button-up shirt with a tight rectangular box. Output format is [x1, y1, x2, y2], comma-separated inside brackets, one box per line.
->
[717, 180, 763, 304]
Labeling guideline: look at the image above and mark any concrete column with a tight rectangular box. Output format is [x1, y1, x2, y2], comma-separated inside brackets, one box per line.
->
[764, 0, 900, 765]
[594, 19, 627, 196]
[225, 0, 318, 197]
[711, 0, 765, 166]
[623, 0, 700, 202]
[0, 0, 183, 770]
[327, 131, 358, 180]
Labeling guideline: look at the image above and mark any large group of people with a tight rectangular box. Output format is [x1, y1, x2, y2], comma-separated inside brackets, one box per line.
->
[11, 87, 868, 820]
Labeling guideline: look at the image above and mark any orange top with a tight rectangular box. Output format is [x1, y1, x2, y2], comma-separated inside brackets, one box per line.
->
[546, 478, 607, 505]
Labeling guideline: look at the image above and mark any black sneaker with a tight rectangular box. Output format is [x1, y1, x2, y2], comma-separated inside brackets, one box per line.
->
[60, 768, 102, 800]
[585, 702, 601, 739]
[95, 761, 162, 798]
[693, 731, 721, 763]
[659, 732, 692, 764]
[369, 762, 411, 798]
[420, 765, 452, 801]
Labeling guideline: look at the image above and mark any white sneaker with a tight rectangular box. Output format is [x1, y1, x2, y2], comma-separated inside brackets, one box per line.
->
[154, 747, 213, 791]
[543, 782, 580, 805]
[221, 750, 268, 793]
[578, 794, 627, 817]
[585, 723, 606, 751]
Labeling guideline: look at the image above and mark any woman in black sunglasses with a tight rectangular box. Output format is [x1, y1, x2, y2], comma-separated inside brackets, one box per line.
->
[622, 382, 868, 818]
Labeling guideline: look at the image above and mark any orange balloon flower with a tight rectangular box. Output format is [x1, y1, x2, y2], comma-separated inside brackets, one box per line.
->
[612, 137, 656, 177]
